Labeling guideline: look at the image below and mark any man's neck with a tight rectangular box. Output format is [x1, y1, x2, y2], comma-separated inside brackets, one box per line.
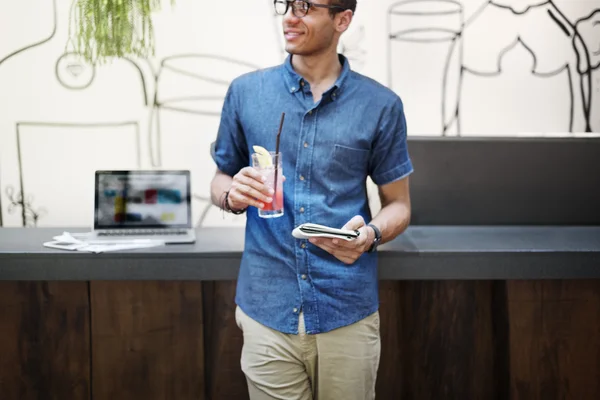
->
[290, 48, 342, 89]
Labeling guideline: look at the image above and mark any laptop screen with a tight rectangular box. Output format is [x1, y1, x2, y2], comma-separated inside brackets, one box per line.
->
[94, 170, 192, 229]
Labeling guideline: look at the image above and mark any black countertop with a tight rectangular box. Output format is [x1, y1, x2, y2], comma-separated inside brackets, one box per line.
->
[1, 226, 599, 280]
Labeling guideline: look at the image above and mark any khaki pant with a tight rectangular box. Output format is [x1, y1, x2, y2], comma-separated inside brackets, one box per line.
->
[235, 306, 381, 400]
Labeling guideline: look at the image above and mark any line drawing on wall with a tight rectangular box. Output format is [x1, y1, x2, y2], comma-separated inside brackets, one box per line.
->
[145, 54, 259, 227]
[388, 0, 463, 135]
[1, 0, 149, 101]
[1, 0, 267, 227]
[4, 185, 47, 227]
[55, 51, 150, 106]
[61, 0, 151, 103]
[9, 122, 141, 227]
[0, 0, 59, 226]
[148, 54, 260, 167]
[3, 0, 596, 228]
[388, 0, 600, 136]
[0, 0, 151, 226]
[0, 0, 57, 69]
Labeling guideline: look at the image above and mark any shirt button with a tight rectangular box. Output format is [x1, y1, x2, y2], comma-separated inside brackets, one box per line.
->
[303, 142, 308, 148]
[299, 175, 305, 181]
[308, 110, 312, 115]
[299, 207, 305, 213]
[300, 81, 305, 86]
[301, 243, 306, 249]
[301, 274, 307, 280]
[293, 307, 298, 313]
[291, 87, 296, 92]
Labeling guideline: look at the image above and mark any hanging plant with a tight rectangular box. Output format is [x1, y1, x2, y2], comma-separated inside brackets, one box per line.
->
[67, 0, 174, 64]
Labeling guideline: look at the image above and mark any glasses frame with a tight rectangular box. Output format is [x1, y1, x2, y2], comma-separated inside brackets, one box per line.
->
[274, 0, 349, 18]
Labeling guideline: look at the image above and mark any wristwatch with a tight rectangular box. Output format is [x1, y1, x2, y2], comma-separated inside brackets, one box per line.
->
[367, 224, 381, 253]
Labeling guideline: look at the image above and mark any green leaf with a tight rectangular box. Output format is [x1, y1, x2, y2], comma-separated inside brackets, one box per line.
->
[67, 0, 174, 64]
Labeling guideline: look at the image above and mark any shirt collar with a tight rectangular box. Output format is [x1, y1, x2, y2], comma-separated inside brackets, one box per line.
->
[282, 53, 351, 99]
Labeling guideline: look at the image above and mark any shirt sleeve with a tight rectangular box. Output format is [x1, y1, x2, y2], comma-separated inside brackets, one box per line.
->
[368, 96, 414, 185]
[211, 79, 249, 177]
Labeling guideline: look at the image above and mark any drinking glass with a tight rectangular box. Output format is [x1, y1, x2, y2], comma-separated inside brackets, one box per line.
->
[251, 151, 284, 218]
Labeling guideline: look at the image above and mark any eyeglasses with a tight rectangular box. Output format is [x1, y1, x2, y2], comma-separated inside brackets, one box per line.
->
[274, 0, 348, 18]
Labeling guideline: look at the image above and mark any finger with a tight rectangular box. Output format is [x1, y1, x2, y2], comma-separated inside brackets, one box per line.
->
[310, 239, 360, 264]
[310, 237, 340, 249]
[341, 215, 365, 231]
[315, 237, 359, 251]
[240, 166, 267, 183]
[352, 228, 371, 250]
[338, 256, 358, 265]
[235, 173, 273, 196]
[229, 189, 265, 209]
[309, 239, 338, 255]
[315, 241, 338, 254]
[232, 179, 272, 203]
[331, 237, 360, 249]
[331, 250, 358, 265]
[318, 242, 360, 260]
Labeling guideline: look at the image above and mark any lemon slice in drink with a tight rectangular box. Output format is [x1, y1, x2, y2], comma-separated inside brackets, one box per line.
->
[253, 145, 273, 168]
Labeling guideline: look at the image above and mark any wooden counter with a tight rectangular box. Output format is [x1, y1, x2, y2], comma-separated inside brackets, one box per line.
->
[1, 226, 599, 399]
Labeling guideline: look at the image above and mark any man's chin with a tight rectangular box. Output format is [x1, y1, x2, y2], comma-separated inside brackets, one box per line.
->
[285, 45, 307, 56]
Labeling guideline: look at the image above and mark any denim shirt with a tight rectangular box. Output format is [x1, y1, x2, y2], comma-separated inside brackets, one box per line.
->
[212, 54, 413, 334]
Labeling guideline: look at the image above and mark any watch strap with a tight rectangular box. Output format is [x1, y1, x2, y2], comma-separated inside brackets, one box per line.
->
[367, 223, 381, 252]
[224, 190, 247, 215]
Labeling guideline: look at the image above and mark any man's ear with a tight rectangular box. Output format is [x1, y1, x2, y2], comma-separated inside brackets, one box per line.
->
[335, 10, 353, 33]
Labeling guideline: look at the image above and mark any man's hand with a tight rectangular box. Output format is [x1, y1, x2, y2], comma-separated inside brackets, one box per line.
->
[309, 215, 374, 265]
[227, 167, 274, 211]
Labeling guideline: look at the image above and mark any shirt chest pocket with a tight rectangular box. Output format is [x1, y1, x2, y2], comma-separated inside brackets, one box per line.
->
[326, 144, 370, 196]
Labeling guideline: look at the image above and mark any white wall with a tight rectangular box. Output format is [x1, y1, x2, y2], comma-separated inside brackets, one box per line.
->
[1, 0, 599, 228]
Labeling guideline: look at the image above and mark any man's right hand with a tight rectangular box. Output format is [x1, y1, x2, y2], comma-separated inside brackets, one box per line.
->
[227, 167, 274, 211]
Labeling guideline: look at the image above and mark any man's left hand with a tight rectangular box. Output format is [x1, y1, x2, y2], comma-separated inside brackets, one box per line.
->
[308, 215, 373, 265]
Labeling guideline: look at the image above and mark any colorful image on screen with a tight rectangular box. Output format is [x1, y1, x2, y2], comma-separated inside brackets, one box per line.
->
[96, 172, 189, 228]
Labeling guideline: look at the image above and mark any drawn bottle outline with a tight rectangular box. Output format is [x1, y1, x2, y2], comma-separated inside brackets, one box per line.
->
[387, 0, 464, 135]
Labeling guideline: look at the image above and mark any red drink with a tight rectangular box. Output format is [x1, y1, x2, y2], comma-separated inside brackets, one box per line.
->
[251, 151, 284, 218]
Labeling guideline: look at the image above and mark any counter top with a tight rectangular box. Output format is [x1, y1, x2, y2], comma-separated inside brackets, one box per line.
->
[1, 226, 599, 280]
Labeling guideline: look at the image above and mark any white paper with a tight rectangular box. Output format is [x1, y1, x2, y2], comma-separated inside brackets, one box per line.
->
[43, 231, 165, 253]
[291, 223, 359, 241]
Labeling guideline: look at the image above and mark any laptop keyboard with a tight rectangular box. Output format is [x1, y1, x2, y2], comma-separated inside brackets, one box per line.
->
[98, 229, 189, 236]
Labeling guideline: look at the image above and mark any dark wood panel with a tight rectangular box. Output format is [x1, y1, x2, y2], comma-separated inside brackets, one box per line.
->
[0, 281, 90, 400]
[1, 279, 599, 400]
[90, 281, 205, 400]
[202, 281, 248, 400]
[398, 281, 498, 399]
[508, 280, 600, 400]
[376, 281, 404, 398]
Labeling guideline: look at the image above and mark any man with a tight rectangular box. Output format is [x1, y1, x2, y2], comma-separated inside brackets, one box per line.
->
[210, 0, 412, 398]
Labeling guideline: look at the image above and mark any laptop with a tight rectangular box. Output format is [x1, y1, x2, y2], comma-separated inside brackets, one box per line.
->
[91, 170, 196, 244]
